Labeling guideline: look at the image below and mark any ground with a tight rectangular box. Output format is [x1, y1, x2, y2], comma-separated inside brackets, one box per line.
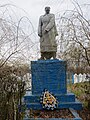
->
[28, 108, 90, 119]
[29, 109, 74, 118]
[77, 108, 90, 120]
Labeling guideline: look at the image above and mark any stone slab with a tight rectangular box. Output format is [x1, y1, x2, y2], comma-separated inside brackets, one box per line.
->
[31, 60, 67, 94]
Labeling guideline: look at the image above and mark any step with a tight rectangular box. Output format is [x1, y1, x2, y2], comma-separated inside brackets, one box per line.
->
[24, 92, 75, 103]
[25, 101, 82, 110]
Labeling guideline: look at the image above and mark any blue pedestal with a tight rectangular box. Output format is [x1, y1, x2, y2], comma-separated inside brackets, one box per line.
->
[31, 59, 67, 94]
[24, 59, 82, 110]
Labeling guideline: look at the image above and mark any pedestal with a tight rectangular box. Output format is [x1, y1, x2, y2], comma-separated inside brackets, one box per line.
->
[24, 59, 82, 110]
[32, 59, 67, 94]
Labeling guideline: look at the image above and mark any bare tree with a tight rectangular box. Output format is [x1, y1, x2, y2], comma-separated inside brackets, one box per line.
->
[0, 4, 38, 120]
[0, 4, 39, 68]
[56, 2, 90, 67]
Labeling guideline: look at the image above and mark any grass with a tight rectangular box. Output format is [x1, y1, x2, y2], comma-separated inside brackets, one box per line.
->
[67, 81, 90, 109]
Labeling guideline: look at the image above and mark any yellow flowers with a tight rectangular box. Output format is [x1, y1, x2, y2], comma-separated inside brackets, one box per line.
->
[40, 89, 58, 110]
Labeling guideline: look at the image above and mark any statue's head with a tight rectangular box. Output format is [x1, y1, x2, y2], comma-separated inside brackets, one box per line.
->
[45, 6, 50, 14]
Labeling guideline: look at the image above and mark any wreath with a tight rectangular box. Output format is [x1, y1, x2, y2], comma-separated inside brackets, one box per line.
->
[40, 89, 58, 110]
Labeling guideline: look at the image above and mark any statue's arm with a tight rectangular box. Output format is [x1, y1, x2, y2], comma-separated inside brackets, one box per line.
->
[38, 16, 42, 37]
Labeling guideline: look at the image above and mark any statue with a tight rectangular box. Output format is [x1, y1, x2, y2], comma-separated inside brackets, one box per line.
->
[38, 7, 58, 60]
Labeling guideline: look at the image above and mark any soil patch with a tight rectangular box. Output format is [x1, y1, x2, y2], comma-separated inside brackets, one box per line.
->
[77, 108, 90, 120]
[29, 108, 90, 119]
[29, 109, 74, 118]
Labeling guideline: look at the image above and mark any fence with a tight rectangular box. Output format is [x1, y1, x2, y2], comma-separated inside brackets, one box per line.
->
[67, 73, 90, 84]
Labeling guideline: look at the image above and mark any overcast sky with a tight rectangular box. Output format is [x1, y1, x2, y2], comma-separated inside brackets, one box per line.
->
[0, 0, 90, 30]
[0, 0, 90, 60]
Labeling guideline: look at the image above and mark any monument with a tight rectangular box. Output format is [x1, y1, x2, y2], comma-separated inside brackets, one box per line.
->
[38, 6, 58, 60]
[23, 6, 82, 119]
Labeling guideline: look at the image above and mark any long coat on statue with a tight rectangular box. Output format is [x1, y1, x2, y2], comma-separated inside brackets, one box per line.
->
[38, 13, 58, 52]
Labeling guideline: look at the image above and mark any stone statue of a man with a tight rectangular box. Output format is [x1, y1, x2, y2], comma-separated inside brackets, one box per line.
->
[38, 7, 58, 60]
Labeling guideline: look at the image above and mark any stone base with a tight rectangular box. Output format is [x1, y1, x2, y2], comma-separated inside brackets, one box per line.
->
[24, 91, 82, 110]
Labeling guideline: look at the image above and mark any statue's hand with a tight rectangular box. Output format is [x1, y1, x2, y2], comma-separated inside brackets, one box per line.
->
[38, 34, 42, 37]
[44, 30, 48, 34]
[45, 30, 48, 33]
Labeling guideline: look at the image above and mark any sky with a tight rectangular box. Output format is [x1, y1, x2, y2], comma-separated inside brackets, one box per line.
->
[0, 0, 90, 30]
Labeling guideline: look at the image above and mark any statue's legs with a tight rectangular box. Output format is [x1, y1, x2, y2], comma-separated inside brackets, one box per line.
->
[53, 52, 56, 59]
[45, 52, 52, 59]
[40, 52, 56, 60]
[40, 52, 44, 59]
